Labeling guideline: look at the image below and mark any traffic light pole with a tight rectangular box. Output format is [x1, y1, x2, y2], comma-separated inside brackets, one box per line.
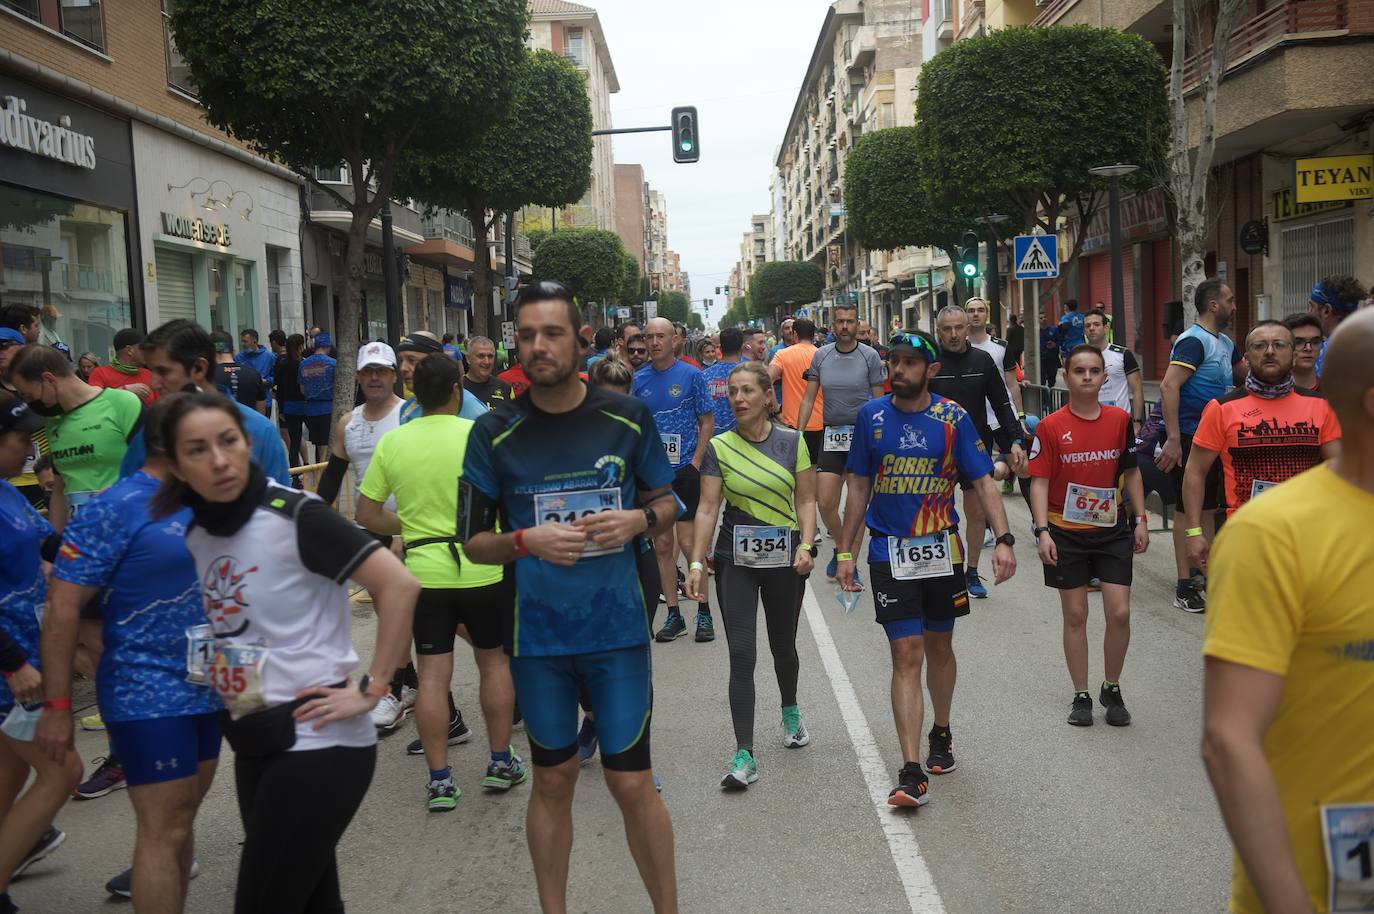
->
[590, 126, 672, 136]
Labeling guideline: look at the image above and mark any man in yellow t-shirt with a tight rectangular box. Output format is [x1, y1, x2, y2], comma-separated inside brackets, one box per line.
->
[355, 353, 525, 812]
[1202, 308, 1374, 914]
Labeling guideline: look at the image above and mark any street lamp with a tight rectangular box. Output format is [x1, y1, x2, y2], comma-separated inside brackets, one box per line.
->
[980, 213, 1009, 329]
[1088, 164, 1141, 336]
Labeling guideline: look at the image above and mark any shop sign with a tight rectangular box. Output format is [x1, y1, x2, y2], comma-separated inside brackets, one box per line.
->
[1079, 188, 1168, 254]
[0, 95, 97, 170]
[1269, 187, 1350, 223]
[1293, 154, 1373, 204]
[160, 212, 231, 247]
[443, 272, 470, 309]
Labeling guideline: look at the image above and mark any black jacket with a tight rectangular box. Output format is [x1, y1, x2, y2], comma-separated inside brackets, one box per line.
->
[929, 345, 1021, 452]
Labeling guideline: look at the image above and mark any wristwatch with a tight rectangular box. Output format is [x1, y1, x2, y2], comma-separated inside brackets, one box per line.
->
[995, 532, 1016, 547]
[642, 506, 657, 533]
[1032, 526, 1050, 538]
[358, 675, 389, 699]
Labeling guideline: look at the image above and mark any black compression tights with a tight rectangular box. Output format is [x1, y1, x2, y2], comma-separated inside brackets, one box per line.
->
[233, 744, 376, 914]
[715, 560, 805, 753]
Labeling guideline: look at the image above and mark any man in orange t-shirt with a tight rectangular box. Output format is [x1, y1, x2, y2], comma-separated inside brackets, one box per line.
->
[87, 328, 156, 403]
[767, 317, 824, 458]
[1184, 320, 1341, 571]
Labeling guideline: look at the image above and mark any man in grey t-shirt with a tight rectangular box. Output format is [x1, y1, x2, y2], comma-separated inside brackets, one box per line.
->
[796, 304, 886, 578]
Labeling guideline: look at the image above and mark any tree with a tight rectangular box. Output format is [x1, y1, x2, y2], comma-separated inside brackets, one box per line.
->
[916, 26, 1169, 281]
[169, 0, 528, 417]
[844, 126, 983, 303]
[654, 291, 690, 324]
[749, 262, 823, 322]
[396, 49, 593, 336]
[1168, 0, 1248, 309]
[686, 312, 705, 332]
[531, 228, 627, 307]
[618, 254, 641, 307]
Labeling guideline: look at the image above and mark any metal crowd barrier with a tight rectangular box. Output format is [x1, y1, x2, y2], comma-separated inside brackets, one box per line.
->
[289, 460, 357, 522]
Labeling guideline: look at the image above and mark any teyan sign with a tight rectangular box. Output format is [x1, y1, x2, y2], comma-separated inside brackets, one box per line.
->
[161, 212, 231, 247]
[1293, 154, 1374, 204]
[0, 95, 97, 170]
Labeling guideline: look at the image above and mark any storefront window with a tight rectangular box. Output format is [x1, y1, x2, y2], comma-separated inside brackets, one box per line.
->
[0, 184, 131, 358]
[266, 247, 282, 331]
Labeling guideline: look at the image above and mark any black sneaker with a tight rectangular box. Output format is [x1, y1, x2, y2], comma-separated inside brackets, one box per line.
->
[1099, 683, 1132, 727]
[1174, 585, 1206, 614]
[1068, 692, 1094, 726]
[655, 609, 687, 642]
[694, 611, 715, 642]
[887, 763, 929, 807]
[12, 826, 64, 878]
[407, 711, 472, 755]
[925, 726, 956, 774]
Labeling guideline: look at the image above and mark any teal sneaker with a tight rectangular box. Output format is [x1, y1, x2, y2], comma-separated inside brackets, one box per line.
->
[781, 705, 810, 748]
[482, 750, 529, 791]
[720, 748, 758, 790]
[427, 777, 459, 812]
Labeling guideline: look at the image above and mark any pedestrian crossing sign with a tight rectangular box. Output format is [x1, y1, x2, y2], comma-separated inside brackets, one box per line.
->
[1013, 234, 1059, 280]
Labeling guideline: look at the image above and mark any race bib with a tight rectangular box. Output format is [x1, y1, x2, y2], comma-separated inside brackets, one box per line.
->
[1063, 483, 1117, 527]
[210, 644, 269, 720]
[533, 488, 623, 558]
[733, 525, 790, 568]
[824, 425, 855, 452]
[1321, 803, 1374, 912]
[1250, 479, 1279, 500]
[889, 532, 954, 580]
[660, 433, 682, 464]
[185, 624, 216, 686]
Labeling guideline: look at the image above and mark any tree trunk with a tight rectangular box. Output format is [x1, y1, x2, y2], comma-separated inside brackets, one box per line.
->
[333, 214, 369, 429]
[467, 201, 494, 338]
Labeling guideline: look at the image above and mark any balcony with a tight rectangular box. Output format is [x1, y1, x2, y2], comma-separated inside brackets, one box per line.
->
[848, 25, 876, 72]
[1180, 0, 1350, 90]
[1032, 0, 1076, 26]
[935, 0, 954, 39]
[421, 211, 475, 248]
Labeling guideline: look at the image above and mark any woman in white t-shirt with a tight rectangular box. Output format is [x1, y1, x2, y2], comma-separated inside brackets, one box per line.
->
[151, 389, 418, 914]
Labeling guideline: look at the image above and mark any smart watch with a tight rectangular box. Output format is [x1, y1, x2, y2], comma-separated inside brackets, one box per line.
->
[995, 532, 1016, 548]
[1032, 526, 1051, 538]
[642, 506, 657, 533]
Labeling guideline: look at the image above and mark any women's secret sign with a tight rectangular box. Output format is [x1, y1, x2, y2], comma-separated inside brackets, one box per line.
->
[161, 212, 231, 247]
[0, 95, 97, 170]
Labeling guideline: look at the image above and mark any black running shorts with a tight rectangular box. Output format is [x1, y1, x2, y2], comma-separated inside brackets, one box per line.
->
[1042, 525, 1133, 590]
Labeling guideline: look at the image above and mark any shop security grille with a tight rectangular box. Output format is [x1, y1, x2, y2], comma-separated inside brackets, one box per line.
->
[1281, 217, 1353, 317]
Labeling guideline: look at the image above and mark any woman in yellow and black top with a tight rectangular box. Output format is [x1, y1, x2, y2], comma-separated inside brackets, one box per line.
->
[685, 360, 816, 790]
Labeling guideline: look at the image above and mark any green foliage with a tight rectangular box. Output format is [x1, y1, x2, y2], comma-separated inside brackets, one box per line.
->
[916, 26, 1168, 231]
[749, 262, 823, 318]
[654, 291, 690, 324]
[618, 254, 641, 306]
[532, 229, 627, 305]
[844, 127, 977, 257]
[718, 293, 749, 330]
[526, 228, 551, 252]
[686, 312, 705, 332]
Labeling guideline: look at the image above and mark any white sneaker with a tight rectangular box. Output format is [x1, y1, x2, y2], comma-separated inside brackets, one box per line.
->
[982, 528, 996, 548]
[369, 693, 407, 730]
[398, 684, 418, 713]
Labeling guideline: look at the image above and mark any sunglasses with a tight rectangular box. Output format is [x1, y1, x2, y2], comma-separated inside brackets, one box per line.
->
[627, 347, 647, 355]
[888, 332, 939, 362]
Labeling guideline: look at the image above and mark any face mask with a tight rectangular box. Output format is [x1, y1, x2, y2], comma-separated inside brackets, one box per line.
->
[27, 399, 64, 418]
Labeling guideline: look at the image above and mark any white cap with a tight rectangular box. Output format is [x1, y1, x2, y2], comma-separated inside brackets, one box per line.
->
[356, 342, 397, 371]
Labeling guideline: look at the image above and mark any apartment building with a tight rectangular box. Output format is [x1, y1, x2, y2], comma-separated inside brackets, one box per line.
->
[732, 213, 773, 295]
[1, 0, 305, 353]
[646, 188, 669, 293]
[614, 163, 647, 271]
[1029, 0, 1374, 376]
[528, 0, 619, 232]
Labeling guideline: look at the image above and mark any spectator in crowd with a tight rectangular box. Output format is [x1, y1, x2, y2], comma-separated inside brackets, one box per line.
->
[236, 328, 276, 415]
[299, 332, 337, 463]
[275, 333, 308, 469]
[0, 304, 40, 344]
[76, 353, 99, 382]
[212, 330, 268, 414]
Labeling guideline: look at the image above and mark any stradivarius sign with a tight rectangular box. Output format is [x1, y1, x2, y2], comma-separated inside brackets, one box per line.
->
[0, 96, 97, 170]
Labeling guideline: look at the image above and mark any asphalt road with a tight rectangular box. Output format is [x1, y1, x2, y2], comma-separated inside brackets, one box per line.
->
[13, 494, 1233, 914]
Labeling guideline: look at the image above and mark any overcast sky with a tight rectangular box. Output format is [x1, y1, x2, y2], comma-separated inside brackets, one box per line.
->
[590, 0, 835, 317]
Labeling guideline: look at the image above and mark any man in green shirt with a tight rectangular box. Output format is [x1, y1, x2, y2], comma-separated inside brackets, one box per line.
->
[356, 353, 526, 812]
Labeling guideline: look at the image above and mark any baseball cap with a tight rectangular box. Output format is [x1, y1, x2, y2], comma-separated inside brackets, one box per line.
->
[395, 333, 444, 355]
[357, 342, 397, 371]
[0, 393, 44, 434]
[0, 328, 24, 348]
[112, 328, 143, 350]
[313, 332, 333, 349]
[887, 330, 940, 363]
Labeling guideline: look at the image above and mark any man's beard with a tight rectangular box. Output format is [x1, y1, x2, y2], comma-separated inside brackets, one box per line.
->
[890, 375, 928, 400]
[529, 356, 577, 388]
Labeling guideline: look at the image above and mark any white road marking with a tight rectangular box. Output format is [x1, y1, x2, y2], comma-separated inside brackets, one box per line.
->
[801, 585, 947, 914]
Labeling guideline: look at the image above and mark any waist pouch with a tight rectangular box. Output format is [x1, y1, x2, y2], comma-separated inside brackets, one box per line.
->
[219, 679, 345, 757]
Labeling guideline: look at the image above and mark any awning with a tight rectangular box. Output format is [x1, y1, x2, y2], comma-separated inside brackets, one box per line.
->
[901, 290, 930, 308]
[868, 280, 896, 293]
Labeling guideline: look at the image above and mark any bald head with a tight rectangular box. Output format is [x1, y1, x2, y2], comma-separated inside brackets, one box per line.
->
[1322, 308, 1374, 432]
[643, 317, 676, 368]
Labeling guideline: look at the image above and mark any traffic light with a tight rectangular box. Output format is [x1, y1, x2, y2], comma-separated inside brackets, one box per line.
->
[672, 106, 699, 164]
[958, 230, 980, 280]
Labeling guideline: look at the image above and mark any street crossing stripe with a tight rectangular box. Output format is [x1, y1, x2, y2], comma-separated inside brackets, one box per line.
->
[800, 584, 947, 914]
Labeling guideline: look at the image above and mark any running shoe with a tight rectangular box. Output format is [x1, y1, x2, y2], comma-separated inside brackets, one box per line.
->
[482, 751, 529, 791]
[965, 569, 988, 599]
[398, 684, 418, 713]
[79, 712, 105, 731]
[926, 726, 956, 774]
[887, 762, 929, 807]
[982, 527, 996, 548]
[825, 552, 838, 579]
[694, 611, 715, 642]
[1099, 683, 1132, 727]
[1068, 692, 1094, 726]
[74, 756, 126, 799]
[369, 692, 407, 731]
[720, 748, 758, 789]
[427, 778, 459, 812]
[781, 706, 810, 748]
[406, 711, 472, 755]
[105, 860, 199, 898]
[655, 609, 687, 642]
[577, 716, 599, 764]
[1174, 585, 1206, 614]
[1190, 570, 1208, 597]
[12, 827, 64, 878]
[676, 567, 688, 599]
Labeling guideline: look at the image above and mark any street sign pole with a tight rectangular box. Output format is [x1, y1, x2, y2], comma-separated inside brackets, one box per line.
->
[1029, 278, 1042, 413]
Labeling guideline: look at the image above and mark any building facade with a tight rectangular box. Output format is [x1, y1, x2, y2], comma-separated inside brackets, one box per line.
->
[614, 163, 647, 271]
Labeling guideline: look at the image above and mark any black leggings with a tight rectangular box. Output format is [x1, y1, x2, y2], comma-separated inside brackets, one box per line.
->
[234, 744, 376, 914]
[715, 560, 805, 752]
[282, 412, 305, 468]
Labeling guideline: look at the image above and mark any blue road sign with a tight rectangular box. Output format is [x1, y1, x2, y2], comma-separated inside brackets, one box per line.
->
[1013, 235, 1059, 280]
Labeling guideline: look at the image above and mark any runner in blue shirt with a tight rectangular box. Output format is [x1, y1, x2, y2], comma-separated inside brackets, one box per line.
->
[0, 391, 83, 907]
[235, 328, 276, 414]
[634, 317, 715, 643]
[699, 327, 744, 435]
[460, 281, 680, 913]
[299, 334, 336, 463]
[43, 393, 222, 903]
[834, 329, 1017, 810]
[1057, 300, 1086, 358]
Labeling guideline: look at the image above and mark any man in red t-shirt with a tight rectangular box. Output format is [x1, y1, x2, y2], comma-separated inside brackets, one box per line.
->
[1030, 344, 1149, 729]
[87, 328, 156, 403]
[1184, 320, 1341, 572]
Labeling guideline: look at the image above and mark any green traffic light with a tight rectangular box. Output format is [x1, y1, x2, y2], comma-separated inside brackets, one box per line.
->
[962, 262, 977, 278]
[680, 139, 693, 152]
